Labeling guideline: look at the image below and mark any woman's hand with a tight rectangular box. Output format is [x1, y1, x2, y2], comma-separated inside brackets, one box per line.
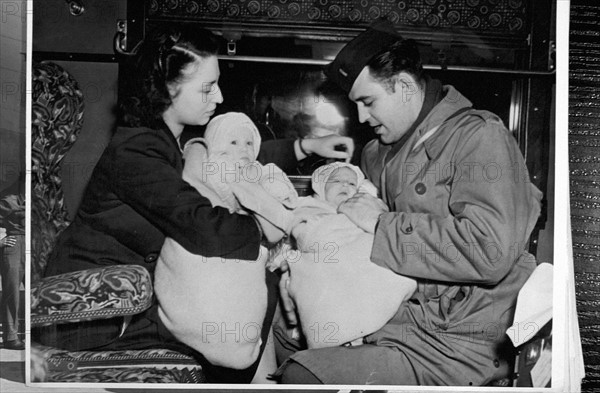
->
[278, 259, 298, 326]
[182, 141, 211, 190]
[338, 193, 389, 234]
[254, 214, 286, 244]
[229, 180, 294, 233]
[297, 135, 355, 162]
[228, 179, 271, 213]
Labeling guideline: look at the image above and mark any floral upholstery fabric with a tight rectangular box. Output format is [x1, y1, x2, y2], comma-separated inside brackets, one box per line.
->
[33, 344, 205, 383]
[31, 265, 153, 326]
[31, 61, 84, 282]
[47, 367, 205, 383]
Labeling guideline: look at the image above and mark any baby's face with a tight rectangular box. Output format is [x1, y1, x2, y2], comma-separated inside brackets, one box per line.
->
[215, 127, 255, 165]
[324, 167, 358, 207]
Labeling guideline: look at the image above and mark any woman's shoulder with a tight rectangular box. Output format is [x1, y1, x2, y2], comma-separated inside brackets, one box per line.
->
[98, 126, 181, 169]
[111, 125, 172, 144]
[108, 126, 178, 153]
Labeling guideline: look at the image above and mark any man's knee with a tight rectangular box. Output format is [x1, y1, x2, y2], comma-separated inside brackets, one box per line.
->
[280, 360, 323, 384]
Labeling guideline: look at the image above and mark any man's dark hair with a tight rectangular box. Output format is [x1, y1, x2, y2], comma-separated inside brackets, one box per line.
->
[367, 39, 425, 92]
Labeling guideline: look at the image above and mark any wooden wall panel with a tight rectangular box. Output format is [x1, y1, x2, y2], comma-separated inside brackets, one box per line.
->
[32, 0, 126, 54]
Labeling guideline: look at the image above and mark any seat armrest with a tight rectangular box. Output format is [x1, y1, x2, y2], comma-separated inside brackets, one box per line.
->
[514, 321, 552, 387]
[31, 265, 153, 327]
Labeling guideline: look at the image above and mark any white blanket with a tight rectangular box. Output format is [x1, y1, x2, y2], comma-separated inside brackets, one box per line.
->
[155, 240, 267, 369]
[154, 142, 270, 369]
[287, 197, 417, 348]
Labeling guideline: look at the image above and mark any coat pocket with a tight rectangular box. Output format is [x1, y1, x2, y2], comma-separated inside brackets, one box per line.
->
[418, 285, 474, 331]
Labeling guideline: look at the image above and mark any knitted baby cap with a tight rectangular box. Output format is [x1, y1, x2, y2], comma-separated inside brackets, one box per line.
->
[311, 162, 377, 200]
[204, 112, 262, 160]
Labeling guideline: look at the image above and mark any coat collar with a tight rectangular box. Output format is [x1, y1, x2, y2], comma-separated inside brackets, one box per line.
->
[417, 85, 472, 159]
[156, 120, 184, 156]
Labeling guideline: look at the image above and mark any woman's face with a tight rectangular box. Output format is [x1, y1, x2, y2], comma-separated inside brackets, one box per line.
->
[163, 55, 224, 136]
[324, 167, 359, 207]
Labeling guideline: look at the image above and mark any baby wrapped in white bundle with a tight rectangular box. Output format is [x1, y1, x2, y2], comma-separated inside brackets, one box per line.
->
[155, 112, 297, 369]
[282, 162, 417, 349]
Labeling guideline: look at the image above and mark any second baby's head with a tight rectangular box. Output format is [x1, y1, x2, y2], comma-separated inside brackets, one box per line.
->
[312, 162, 365, 208]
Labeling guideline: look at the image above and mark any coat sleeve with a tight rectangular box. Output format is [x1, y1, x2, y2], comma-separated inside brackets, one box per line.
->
[102, 130, 262, 259]
[370, 118, 542, 285]
[0, 195, 24, 228]
[258, 139, 298, 173]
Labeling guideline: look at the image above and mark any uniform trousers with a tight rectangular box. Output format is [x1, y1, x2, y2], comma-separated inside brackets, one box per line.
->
[1, 234, 25, 342]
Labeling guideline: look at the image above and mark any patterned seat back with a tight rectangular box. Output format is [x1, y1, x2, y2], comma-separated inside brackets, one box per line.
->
[31, 62, 84, 281]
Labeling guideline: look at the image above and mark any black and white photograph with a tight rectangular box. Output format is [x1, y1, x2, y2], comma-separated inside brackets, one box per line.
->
[0, 0, 594, 391]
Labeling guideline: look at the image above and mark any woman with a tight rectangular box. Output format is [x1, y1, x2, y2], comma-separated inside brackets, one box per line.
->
[35, 24, 353, 383]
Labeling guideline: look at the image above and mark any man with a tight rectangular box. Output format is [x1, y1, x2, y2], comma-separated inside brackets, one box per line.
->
[276, 20, 543, 386]
[0, 174, 25, 350]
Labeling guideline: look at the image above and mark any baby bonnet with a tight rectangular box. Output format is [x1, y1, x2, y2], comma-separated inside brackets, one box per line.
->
[204, 112, 262, 159]
[311, 162, 377, 198]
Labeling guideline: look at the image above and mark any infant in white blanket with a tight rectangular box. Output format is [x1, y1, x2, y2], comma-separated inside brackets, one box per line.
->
[154, 112, 297, 370]
[280, 162, 417, 349]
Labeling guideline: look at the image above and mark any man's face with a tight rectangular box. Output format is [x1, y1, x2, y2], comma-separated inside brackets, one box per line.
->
[349, 67, 424, 145]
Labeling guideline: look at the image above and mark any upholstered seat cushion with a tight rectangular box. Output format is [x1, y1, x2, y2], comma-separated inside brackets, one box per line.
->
[31, 265, 153, 326]
[33, 344, 205, 383]
[46, 367, 204, 383]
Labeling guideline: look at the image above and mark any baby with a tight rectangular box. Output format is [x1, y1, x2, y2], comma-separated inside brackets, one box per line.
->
[280, 162, 417, 349]
[180, 112, 297, 222]
[155, 112, 297, 370]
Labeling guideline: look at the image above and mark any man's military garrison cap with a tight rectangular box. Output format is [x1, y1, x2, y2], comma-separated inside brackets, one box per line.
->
[325, 19, 404, 93]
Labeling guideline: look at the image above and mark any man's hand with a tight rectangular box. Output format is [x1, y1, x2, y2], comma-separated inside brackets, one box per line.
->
[0, 235, 16, 248]
[299, 135, 355, 162]
[338, 193, 389, 233]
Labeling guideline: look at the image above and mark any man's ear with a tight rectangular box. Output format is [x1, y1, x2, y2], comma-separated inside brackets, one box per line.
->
[395, 72, 421, 102]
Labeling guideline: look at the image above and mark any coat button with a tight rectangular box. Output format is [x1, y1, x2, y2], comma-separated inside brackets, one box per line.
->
[493, 359, 500, 368]
[404, 225, 413, 234]
[415, 182, 427, 195]
[145, 253, 158, 263]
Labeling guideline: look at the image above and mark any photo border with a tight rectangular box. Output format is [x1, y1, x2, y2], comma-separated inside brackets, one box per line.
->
[22, 0, 574, 391]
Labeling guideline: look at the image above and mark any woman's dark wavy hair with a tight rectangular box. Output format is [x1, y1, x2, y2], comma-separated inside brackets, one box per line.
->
[119, 24, 220, 129]
[367, 39, 424, 92]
